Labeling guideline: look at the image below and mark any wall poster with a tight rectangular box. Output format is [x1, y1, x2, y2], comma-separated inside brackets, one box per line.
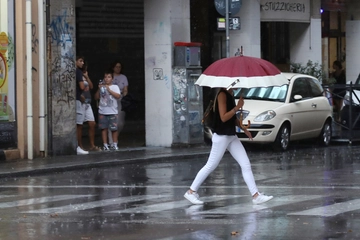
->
[0, 0, 15, 122]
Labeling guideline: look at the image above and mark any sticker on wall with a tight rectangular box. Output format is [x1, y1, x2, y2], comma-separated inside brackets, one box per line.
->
[153, 68, 163, 80]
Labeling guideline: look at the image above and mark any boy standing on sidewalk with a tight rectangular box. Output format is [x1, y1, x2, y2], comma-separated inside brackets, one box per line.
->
[95, 70, 121, 150]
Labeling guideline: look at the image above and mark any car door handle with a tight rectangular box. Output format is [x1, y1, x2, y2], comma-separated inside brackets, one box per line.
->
[311, 103, 317, 108]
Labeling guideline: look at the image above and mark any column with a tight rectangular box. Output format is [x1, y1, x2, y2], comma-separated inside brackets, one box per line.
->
[346, 0, 360, 83]
[49, 0, 77, 155]
[144, 0, 190, 146]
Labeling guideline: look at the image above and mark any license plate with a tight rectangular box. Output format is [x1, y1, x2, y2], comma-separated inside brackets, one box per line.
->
[236, 126, 243, 133]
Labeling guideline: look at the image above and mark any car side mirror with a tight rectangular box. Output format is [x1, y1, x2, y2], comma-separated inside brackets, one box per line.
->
[294, 94, 303, 101]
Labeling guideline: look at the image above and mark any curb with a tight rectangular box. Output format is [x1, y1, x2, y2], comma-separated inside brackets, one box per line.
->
[0, 149, 20, 161]
[0, 150, 211, 178]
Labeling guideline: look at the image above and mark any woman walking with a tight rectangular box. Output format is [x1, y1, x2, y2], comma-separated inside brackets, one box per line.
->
[184, 88, 274, 205]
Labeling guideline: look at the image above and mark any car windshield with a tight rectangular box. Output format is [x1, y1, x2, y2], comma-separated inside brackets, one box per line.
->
[233, 85, 288, 102]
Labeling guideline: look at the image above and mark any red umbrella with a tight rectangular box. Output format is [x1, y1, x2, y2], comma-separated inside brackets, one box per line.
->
[195, 55, 289, 88]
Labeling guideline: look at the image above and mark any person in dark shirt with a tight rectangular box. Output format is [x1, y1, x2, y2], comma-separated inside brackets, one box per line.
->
[75, 56, 88, 155]
[80, 64, 100, 152]
[184, 88, 274, 205]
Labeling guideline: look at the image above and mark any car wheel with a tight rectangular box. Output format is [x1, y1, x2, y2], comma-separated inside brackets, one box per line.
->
[318, 121, 331, 146]
[273, 124, 290, 151]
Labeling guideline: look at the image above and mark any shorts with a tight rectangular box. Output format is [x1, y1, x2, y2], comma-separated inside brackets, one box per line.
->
[76, 100, 95, 124]
[98, 114, 118, 131]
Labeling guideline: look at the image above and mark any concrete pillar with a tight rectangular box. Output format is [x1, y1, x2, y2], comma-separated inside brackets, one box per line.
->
[229, 1, 261, 57]
[290, 0, 321, 66]
[346, 0, 360, 83]
[144, 0, 190, 147]
[15, 0, 27, 158]
[49, 0, 77, 155]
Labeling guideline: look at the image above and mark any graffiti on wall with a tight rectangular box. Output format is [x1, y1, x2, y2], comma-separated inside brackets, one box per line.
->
[50, 10, 74, 48]
[172, 68, 188, 141]
[32, 24, 39, 53]
[50, 9, 75, 134]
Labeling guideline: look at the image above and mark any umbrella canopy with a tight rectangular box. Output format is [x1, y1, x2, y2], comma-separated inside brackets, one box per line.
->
[195, 55, 289, 89]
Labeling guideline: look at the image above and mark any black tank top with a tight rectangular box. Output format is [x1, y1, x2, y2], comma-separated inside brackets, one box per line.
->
[213, 89, 236, 135]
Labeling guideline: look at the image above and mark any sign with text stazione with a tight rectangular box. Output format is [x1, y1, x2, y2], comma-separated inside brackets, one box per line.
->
[260, 0, 310, 23]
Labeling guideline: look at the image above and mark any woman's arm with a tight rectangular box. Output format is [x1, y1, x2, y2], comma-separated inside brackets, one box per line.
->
[122, 86, 128, 96]
[218, 92, 244, 122]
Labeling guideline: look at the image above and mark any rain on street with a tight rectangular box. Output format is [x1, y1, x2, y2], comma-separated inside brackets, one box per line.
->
[0, 143, 360, 240]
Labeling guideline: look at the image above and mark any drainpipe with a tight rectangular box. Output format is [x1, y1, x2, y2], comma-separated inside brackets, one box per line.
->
[46, 0, 52, 156]
[26, 0, 33, 159]
[38, 0, 46, 156]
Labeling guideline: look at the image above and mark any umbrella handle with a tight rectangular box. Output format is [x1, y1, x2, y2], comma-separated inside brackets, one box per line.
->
[226, 79, 240, 90]
[239, 108, 250, 130]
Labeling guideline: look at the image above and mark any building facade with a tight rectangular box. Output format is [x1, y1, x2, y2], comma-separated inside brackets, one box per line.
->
[0, 0, 359, 159]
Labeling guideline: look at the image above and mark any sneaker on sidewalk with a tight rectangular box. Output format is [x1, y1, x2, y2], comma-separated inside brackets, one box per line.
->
[184, 191, 204, 205]
[111, 144, 119, 151]
[76, 146, 89, 155]
[252, 193, 273, 205]
[103, 144, 110, 151]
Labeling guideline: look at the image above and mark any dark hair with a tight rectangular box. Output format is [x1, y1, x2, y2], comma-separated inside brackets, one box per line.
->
[333, 60, 343, 69]
[76, 56, 84, 61]
[104, 70, 113, 78]
[110, 60, 122, 72]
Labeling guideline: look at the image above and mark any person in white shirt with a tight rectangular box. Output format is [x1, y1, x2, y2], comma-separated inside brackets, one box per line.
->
[94, 71, 121, 150]
[108, 61, 129, 146]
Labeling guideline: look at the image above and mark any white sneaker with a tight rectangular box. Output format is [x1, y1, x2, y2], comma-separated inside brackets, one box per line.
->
[111, 144, 119, 151]
[184, 191, 204, 205]
[252, 193, 273, 205]
[76, 146, 89, 155]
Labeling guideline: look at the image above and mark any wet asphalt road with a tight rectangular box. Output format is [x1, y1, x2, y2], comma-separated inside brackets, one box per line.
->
[0, 143, 360, 240]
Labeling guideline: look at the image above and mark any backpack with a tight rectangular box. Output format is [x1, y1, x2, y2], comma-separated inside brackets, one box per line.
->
[121, 93, 138, 113]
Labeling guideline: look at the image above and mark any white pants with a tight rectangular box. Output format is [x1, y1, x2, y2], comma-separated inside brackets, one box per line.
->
[108, 100, 126, 144]
[190, 133, 258, 196]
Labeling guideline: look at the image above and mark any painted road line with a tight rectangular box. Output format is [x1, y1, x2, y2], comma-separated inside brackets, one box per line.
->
[22, 195, 169, 214]
[1, 185, 360, 190]
[0, 195, 17, 199]
[288, 199, 360, 217]
[202, 195, 323, 215]
[108, 195, 245, 214]
[0, 195, 93, 209]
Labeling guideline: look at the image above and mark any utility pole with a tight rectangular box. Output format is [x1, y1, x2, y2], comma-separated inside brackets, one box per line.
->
[225, 0, 230, 58]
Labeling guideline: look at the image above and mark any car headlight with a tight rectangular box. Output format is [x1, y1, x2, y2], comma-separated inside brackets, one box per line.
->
[254, 110, 276, 122]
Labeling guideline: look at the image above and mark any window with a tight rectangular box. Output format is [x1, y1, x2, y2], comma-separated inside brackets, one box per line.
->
[291, 78, 310, 101]
[308, 78, 323, 97]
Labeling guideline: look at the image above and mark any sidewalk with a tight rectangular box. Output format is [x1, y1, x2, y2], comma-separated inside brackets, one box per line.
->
[0, 145, 211, 178]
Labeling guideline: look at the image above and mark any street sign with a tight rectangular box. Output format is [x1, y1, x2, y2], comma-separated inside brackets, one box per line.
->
[214, 0, 242, 16]
[217, 17, 241, 31]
